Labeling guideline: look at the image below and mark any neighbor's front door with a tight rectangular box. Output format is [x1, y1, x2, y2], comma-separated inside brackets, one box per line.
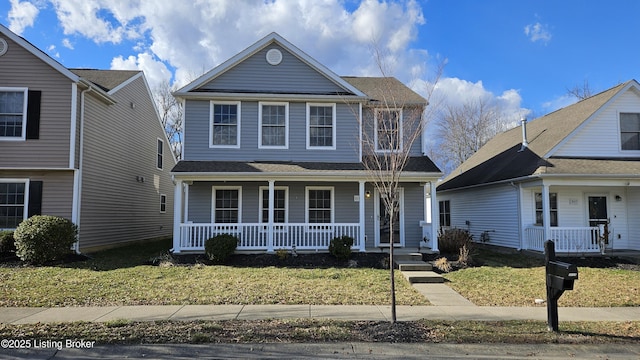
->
[375, 189, 404, 247]
[588, 196, 609, 246]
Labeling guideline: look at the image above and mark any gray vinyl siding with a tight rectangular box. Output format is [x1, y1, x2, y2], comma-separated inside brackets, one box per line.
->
[361, 106, 423, 157]
[0, 35, 73, 168]
[79, 75, 175, 250]
[0, 170, 74, 220]
[440, 184, 520, 249]
[201, 44, 346, 94]
[183, 100, 360, 162]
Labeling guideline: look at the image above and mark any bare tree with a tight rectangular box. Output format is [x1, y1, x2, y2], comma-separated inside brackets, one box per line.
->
[433, 97, 509, 174]
[353, 51, 443, 323]
[566, 79, 594, 100]
[154, 80, 183, 159]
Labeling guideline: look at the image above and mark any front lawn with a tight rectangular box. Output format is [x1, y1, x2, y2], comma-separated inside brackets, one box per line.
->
[0, 239, 427, 307]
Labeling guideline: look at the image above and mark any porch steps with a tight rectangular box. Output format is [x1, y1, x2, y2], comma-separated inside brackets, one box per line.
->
[394, 254, 444, 284]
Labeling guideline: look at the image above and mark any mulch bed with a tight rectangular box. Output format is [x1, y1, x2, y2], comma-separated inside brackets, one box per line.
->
[171, 252, 390, 269]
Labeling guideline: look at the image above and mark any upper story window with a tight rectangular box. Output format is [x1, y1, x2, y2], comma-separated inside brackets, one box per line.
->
[259, 102, 288, 149]
[210, 101, 240, 148]
[535, 192, 558, 227]
[156, 138, 164, 170]
[306, 103, 336, 150]
[0, 88, 28, 140]
[375, 108, 403, 152]
[0, 181, 26, 229]
[620, 113, 640, 150]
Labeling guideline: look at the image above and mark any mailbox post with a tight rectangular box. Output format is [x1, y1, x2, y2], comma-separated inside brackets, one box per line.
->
[544, 240, 578, 332]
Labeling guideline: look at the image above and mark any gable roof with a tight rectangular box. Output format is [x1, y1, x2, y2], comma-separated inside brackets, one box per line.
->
[70, 69, 140, 93]
[341, 77, 426, 105]
[438, 80, 640, 191]
[174, 32, 366, 98]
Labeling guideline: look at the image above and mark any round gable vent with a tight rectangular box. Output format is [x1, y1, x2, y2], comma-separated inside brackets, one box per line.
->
[266, 48, 282, 65]
[0, 38, 7, 56]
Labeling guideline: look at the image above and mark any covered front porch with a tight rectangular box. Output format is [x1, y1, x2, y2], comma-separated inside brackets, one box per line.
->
[170, 174, 440, 254]
[519, 178, 640, 254]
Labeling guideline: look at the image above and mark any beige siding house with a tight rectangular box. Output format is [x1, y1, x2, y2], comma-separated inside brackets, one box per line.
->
[0, 24, 175, 251]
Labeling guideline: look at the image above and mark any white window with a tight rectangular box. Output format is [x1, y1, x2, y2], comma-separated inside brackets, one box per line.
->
[0, 180, 28, 229]
[620, 113, 640, 150]
[535, 192, 558, 227]
[375, 108, 403, 151]
[306, 103, 336, 149]
[259, 186, 289, 224]
[212, 187, 242, 223]
[305, 186, 334, 224]
[0, 88, 28, 140]
[259, 102, 288, 148]
[210, 101, 240, 148]
[160, 194, 167, 213]
[439, 200, 450, 228]
[156, 138, 164, 170]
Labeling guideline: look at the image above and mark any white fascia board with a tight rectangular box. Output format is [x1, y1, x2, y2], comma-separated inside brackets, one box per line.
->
[171, 171, 442, 183]
[173, 91, 366, 103]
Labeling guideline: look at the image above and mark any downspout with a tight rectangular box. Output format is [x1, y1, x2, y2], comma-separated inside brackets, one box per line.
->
[73, 85, 91, 253]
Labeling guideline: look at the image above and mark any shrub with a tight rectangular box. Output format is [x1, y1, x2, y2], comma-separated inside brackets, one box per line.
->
[328, 235, 353, 261]
[434, 257, 453, 273]
[438, 228, 473, 254]
[0, 230, 16, 254]
[204, 234, 238, 263]
[458, 244, 472, 266]
[275, 248, 289, 261]
[14, 215, 77, 264]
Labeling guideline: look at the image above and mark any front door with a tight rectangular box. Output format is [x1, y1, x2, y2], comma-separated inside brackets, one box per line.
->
[588, 196, 609, 246]
[375, 189, 404, 247]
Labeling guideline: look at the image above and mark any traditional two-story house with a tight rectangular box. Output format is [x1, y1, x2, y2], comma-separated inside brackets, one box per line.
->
[0, 24, 175, 251]
[170, 33, 442, 254]
[438, 80, 640, 255]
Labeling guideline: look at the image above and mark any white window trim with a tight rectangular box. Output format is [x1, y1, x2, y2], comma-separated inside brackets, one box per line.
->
[306, 103, 336, 150]
[618, 111, 640, 153]
[0, 87, 28, 141]
[156, 138, 164, 170]
[374, 108, 403, 152]
[209, 100, 241, 149]
[211, 186, 242, 223]
[305, 186, 334, 226]
[258, 102, 289, 149]
[0, 178, 29, 230]
[258, 186, 289, 223]
[159, 194, 167, 213]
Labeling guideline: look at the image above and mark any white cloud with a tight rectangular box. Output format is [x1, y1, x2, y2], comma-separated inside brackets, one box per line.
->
[62, 38, 73, 49]
[524, 22, 552, 44]
[7, 0, 39, 34]
[111, 52, 172, 91]
[542, 94, 578, 113]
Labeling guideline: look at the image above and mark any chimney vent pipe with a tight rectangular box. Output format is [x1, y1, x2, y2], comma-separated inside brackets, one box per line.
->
[519, 117, 528, 151]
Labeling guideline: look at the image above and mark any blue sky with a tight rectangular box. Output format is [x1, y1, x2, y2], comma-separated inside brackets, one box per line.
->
[1, 0, 638, 121]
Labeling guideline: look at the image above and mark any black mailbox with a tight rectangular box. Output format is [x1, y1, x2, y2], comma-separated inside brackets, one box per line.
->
[547, 260, 578, 290]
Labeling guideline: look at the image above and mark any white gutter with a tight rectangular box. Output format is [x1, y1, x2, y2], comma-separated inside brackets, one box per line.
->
[170, 171, 443, 182]
[71, 85, 91, 253]
[173, 92, 366, 102]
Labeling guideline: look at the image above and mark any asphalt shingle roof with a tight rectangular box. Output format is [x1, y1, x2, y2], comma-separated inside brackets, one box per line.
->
[342, 76, 426, 105]
[438, 80, 638, 191]
[70, 69, 140, 92]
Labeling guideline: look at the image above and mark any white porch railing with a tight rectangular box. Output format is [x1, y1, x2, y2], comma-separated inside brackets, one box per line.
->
[178, 223, 361, 252]
[524, 226, 601, 253]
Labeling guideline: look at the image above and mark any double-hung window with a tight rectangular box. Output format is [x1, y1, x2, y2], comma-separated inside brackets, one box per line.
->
[0, 88, 28, 140]
[307, 103, 336, 149]
[0, 181, 27, 229]
[620, 113, 640, 150]
[159, 194, 167, 213]
[259, 102, 288, 148]
[156, 138, 164, 169]
[259, 187, 288, 228]
[210, 101, 240, 148]
[213, 187, 241, 223]
[439, 200, 451, 228]
[535, 192, 558, 226]
[375, 108, 403, 151]
[306, 187, 333, 230]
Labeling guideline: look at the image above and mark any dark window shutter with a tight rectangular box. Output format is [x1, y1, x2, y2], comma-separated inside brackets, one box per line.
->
[28, 181, 43, 217]
[26, 90, 41, 139]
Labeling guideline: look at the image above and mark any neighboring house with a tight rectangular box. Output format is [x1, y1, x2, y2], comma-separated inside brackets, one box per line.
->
[0, 24, 175, 252]
[170, 33, 442, 254]
[438, 80, 640, 255]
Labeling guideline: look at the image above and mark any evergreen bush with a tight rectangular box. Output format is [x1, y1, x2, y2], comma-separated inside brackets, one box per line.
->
[204, 234, 238, 263]
[14, 215, 77, 264]
[328, 235, 353, 261]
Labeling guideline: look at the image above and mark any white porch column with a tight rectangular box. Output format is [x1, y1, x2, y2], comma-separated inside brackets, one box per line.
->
[542, 183, 551, 244]
[267, 180, 275, 253]
[183, 181, 191, 222]
[430, 181, 439, 252]
[172, 179, 183, 254]
[358, 180, 366, 252]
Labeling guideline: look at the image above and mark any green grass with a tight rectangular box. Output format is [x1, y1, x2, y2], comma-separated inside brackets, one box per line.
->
[443, 248, 640, 307]
[0, 239, 426, 307]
